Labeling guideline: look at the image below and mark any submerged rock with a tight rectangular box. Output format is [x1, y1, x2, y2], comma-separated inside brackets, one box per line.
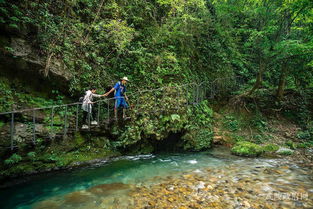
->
[87, 182, 131, 196]
[63, 191, 95, 205]
[33, 200, 60, 209]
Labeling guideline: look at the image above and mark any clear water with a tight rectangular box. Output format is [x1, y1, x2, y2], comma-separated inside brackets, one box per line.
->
[0, 148, 312, 209]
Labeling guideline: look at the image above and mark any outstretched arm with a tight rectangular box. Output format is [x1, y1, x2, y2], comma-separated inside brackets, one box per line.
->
[92, 93, 103, 98]
[104, 88, 115, 96]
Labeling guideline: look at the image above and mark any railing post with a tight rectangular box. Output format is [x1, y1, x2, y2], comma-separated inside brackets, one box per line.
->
[200, 83, 204, 102]
[186, 84, 189, 106]
[63, 105, 68, 137]
[211, 82, 215, 99]
[154, 92, 157, 112]
[88, 104, 91, 131]
[50, 107, 54, 129]
[202, 82, 206, 100]
[75, 104, 79, 131]
[97, 101, 100, 125]
[10, 113, 14, 150]
[107, 100, 110, 122]
[196, 83, 200, 104]
[32, 110, 36, 144]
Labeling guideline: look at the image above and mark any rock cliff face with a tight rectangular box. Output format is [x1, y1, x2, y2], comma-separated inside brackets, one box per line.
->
[0, 26, 72, 96]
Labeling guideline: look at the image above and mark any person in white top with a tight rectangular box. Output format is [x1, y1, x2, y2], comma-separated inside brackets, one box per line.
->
[81, 87, 105, 129]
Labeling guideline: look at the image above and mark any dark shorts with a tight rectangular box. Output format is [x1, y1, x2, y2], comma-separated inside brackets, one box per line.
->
[115, 98, 128, 109]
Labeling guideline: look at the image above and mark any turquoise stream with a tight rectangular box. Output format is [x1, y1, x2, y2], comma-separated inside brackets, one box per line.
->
[0, 148, 312, 209]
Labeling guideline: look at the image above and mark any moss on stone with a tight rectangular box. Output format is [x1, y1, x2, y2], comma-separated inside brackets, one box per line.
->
[231, 141, 263, 157]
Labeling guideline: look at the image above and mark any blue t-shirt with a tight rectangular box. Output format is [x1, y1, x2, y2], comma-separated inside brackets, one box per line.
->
[114, 82, 126, 98]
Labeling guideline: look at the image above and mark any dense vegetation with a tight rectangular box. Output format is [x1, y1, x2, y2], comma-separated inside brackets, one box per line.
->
[0, 0, 312, 178]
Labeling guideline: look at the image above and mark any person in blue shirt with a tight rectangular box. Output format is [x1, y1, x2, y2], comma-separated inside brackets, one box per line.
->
[104, 77, 129, 120]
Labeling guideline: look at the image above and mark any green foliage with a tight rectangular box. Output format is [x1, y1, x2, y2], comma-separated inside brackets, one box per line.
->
[115, 85, 189, 146]
[231, 134, 246, 143]
[4, 153, 22, 165]
[0, 78, 14, 112]
[223, 116, 240, 132]
[0, 0, 312, 158]
[27, 152, 37, 162]
[74, 133, 85, 146]
[0, 0, 238, 93]
[182, 101, 214, 151]
[295, 121, 313, 147]
[183, 129, 213, 151]
[0, 121, 4, 128]
[297, 141, 313, 148]
[285, 140, 297, 150]
[252, 134, 267, 144]
[251, 114, 268, 132]
[231, 141, 263, 157]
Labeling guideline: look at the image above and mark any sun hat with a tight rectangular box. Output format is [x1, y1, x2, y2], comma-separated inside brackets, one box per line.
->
[121, 76, 129, 81]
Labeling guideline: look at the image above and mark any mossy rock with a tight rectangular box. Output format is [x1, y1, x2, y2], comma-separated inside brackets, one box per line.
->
[231, 141, 263, 157]
[263, 144, 279, 152]
[276, 147, 294, 155]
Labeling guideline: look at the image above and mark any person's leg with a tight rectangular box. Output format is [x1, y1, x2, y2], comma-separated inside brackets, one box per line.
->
[90, 105, 99, 125]
[114, 108, 118, 120]
[82, 111, 87, 124]
[123, 108, 126, 119]
[114, 99, 120, 120]
[122, 98, 128, 119]
[86, 104, 93, 125]
[91, 104, 96, 121]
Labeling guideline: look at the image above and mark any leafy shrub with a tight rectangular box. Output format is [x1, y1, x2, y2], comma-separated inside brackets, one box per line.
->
[0, 121, 5, 128]
[4, 153, 22, 165]
[297, 142, 313, 148]
[223, 116, 240, 131]
[27, 152, 36, 161]
[182, 101, 214, 151]
[252, 134, 267, 144]
[285, 140, 297, 150]
[251, 113, 268, 132]
[183, 129, 213, 151]
[39, 154, 60, 163]
[231, 134, 246, 143]
[297, 131, 311, 140]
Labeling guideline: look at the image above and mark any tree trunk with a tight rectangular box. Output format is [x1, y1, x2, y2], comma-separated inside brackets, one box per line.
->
[247, 58, 266, 95]
[276, 10, 291, 100]
[276, 62, 288, 100]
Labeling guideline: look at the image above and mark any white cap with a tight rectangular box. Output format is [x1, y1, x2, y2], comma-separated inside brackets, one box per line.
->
[121, 76, 129, 81]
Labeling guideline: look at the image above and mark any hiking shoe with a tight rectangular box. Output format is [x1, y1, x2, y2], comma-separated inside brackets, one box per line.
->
[91, 121, 98, 125]
[82, 125, 89, 129]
